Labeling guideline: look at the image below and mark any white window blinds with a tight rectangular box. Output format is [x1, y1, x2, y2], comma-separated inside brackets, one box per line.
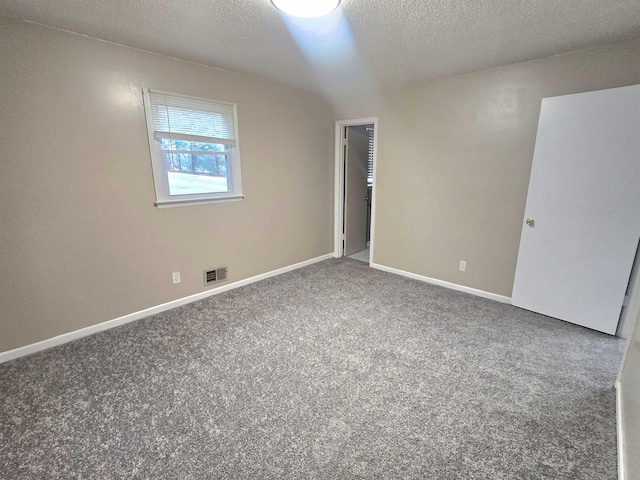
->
[367, 127, 374, 186]
[147, 90, 237, 146]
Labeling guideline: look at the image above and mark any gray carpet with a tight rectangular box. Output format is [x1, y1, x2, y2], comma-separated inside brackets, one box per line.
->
[0, 258, 623, 479]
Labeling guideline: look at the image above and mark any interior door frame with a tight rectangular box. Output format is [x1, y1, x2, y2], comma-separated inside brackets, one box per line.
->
[334, 117, 378, 262]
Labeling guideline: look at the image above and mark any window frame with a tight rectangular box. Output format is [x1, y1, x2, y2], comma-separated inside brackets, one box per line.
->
[142, 88, 244, 208]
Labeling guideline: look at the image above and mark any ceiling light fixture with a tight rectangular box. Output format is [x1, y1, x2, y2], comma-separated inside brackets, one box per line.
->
[271, 0, 341, 18]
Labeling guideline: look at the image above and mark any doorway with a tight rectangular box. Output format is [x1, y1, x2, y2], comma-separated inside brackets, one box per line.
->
[334, 118, 378, 264]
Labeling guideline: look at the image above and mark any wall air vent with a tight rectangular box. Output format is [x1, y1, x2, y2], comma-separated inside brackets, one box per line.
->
[204, 266, 228, 286]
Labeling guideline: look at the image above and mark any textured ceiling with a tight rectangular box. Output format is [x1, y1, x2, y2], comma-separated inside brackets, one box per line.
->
[1, 0, 640, 97]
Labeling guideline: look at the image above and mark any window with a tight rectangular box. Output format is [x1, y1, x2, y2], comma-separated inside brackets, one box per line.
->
[143, 89, 243, 207]
[367, 126, 374, 186]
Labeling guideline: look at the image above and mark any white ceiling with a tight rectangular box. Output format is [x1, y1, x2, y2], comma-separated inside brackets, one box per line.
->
[2, 0, 640, 97]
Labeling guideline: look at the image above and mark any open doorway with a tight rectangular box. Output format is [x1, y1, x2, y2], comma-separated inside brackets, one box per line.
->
[334, 118, 378, 264]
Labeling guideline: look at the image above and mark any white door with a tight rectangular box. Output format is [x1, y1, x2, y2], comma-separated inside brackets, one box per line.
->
[344, 127, 369, 256]
[512, 84, 640, 335]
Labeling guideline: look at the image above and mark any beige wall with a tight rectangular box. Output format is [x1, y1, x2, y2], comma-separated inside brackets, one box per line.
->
[0, 18, 335, 352]
[336, 38, 640, 297]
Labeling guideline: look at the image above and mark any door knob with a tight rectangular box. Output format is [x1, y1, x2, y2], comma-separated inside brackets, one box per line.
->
[525, 217, 535, 227]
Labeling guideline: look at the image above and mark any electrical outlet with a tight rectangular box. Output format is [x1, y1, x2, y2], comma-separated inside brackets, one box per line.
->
[459, 260, 467, 272]
[172, 271, 181, 284]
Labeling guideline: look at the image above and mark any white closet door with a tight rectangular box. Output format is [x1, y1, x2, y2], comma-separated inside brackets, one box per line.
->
[512, 84, 640, 335]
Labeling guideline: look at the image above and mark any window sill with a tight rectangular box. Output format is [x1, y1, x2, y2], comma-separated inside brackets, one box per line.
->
[155, 195, 245, 209]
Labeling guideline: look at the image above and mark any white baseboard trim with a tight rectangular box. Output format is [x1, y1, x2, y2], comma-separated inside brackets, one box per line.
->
[370, 262, 512, 304]
[0, 253, 334, 364]
[616, 380, 625, 480]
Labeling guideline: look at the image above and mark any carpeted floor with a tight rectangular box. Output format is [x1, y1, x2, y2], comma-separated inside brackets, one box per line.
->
[0, 258, 624, 479]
